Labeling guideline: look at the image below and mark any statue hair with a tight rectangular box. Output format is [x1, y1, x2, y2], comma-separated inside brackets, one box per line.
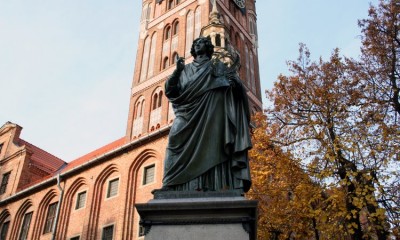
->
[190, 36, 214, 59]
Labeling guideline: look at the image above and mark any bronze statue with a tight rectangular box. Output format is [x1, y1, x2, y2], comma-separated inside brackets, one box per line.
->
[162, 37, 252, 192]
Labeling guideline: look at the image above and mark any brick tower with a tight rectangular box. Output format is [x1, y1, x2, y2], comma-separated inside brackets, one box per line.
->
[125, 0, 261, 142]
[0, 1, 261, 239]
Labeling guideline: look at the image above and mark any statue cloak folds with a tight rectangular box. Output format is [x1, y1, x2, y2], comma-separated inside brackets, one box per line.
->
[163, 56, 252, 192]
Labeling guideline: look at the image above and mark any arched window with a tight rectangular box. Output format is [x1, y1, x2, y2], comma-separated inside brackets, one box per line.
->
[150, 88, 163, 130]
[245, 45, 250, 87]
[134, 97, 145, 119]
[185, 11, 194, 56]
[167, 0, 174, 10]
[163, 57, 169, 69]
[173, 21, 179, 35]
[132, 96, 145, 138]
[171, 52, 178, 64]
[165, 26, 171, 40]
[148, 33, 157, 78]
[0, 211, 10, 240]
[250, 52, 255, 92]
[152, 93, 158, 110]
[215, 34, 221, 47]
[158, 92, 163, 108]
[140, 36, 151, 82]
[194, 7, 202, 38]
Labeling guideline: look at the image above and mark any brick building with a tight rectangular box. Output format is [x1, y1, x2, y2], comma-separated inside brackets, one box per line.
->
[0, 0, 261, 239]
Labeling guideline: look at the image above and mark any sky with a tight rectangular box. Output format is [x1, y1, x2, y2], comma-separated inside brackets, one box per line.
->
[0, 0, 379, 161]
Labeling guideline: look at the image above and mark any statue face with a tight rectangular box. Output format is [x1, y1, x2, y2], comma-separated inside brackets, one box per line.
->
[194, 39, 207, 55]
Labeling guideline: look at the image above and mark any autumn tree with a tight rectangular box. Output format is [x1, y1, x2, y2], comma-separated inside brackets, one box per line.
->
[358, 0, 400, 116]
[265, 43, 395, 239]
[248, 113, 345, 239]
[354, 0, 400, 232]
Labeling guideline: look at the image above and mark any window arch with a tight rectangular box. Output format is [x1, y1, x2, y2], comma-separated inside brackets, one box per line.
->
[152, 93, 159, 110]
[167, 0, 174, 10]
[141, 3, 151, 22]
[164, 26, 171, 41]
[245, 45, 250, 87]
[140, 36, 151, 82]
[134, 97, 146, 120]
[249, 51, 255, 93]
[132, 96, 145, 138]
[173, 21, 179, 36]
[185, 11, 194, 56]
[0, 210, 10, 240]
[147, 32, 157, 78]
[215, 34, 221, 47]
[171, 52, 178, 64]
[162, 57, 169, 70]
[150, 87, 163, 130]
[194, 7, 202, 38]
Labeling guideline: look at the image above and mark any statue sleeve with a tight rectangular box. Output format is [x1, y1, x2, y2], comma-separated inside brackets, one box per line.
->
[165, 69, 181, 98]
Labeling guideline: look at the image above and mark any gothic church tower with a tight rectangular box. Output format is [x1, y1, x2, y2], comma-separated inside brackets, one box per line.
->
[125, 0, 261, 141]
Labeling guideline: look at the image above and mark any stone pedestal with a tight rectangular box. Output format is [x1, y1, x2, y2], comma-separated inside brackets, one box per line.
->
[135, 191, 258, 240]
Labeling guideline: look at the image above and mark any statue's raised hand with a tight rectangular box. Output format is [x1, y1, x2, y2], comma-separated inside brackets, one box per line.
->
[176, 54, 185, 72]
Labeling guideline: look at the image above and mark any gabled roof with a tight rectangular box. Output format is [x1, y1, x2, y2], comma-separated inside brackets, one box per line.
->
[18, 139, 66, 173]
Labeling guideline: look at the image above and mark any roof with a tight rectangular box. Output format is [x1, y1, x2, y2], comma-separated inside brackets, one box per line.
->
[61, 137, 126, 172]
[17, 137, 126, 190]
[18, 139, 66, 172]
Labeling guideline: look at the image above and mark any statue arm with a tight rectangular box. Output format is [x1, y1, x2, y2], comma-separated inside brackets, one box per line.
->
[165, 69, 181, 98]
[165, 56, 185, 98]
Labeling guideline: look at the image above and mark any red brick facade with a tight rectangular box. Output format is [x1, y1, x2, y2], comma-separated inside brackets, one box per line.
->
[0, 0, 260, 239]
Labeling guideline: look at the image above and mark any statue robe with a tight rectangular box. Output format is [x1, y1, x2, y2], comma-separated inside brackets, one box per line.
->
[163, 57, 252, 192]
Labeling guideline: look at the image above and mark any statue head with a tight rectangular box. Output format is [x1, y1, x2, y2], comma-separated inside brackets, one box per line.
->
[190, 36, 214, 59]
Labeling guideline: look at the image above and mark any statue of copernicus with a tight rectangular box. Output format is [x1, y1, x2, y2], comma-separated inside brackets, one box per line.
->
[162, 36, 252, 193]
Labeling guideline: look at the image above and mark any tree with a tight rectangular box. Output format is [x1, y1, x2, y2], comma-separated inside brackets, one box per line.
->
[266, 43, 394, 239]
[248, 113, 343, 239]
[356, 1, 400, 232]
[358, 0, 400, 116]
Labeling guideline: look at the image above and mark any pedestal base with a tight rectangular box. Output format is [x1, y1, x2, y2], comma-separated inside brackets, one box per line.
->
[135, 191, 258, 240]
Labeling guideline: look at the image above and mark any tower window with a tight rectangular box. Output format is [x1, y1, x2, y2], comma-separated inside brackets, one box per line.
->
[0, 172, 11, 195]
[163, 57, 169, 69]
[70, 236, 80, 240]
[152, 93, 159, 110]
[167, 0, 174, 10]
[171, 52, 178, 64]
[173, 21, 179, 35]
[165, 26, 171, 40]
[215, 34, 221, 47]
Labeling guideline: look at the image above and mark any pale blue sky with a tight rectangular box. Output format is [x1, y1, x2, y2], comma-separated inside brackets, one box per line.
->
[0, 0, 379, 161]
